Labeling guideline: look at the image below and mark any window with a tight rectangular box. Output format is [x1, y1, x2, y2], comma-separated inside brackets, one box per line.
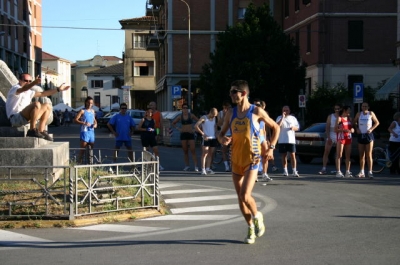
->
[307, 24, 311, 53]
[90, 80, 103, 88]
[112, 96, 119, 104]
[295, 0, 300, 11]
[81, 87, 88, 100]
[238, 8, 246, 19]
[284, 0, 289, 17]
[295, 31, 300, 47]
[348, 21, 363, 50]
[133, 34, 146, 49]
[133, 61, 154, 76]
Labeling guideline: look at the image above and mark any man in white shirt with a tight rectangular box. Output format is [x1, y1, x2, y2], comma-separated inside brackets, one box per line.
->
[276, 105, 300, 177]
[6, 73, 70, 140]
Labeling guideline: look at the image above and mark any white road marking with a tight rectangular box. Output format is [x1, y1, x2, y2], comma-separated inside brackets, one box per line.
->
[0, 230, 52, 243]
[161, 188, 221, 195]
[140, 214, 238, 221]
[170, 202, 261, 214]
[165, 194, 238, 203]
[68, 224, 169, 233]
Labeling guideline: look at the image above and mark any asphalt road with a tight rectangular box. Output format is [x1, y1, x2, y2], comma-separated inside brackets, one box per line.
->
[1, 124, 399, 265]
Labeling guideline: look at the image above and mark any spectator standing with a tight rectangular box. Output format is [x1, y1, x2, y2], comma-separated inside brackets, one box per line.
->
[218, 80, 280, 244]
[195, 108, 218, 175]
[276, 105, 300, 177]
[148, 101, 163, 143]
[138, 108, 164, 171]
[335, 106, 354, 178]
[171, 103, 200, 171]
[387, 112, 400, 174]
[253, 99, 275, 182]
[74, 97, 97, 163]
[319, 104, 342, 175]
[63, 109, 71, 127]
[353, 102, 380, 178]
[107, 103, 136, 163]
[217, 101, 232, 172]
[6, 73, 69, 141]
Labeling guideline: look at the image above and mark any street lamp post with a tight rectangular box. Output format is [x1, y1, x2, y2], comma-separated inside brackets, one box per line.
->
[180, 0, 191, 108]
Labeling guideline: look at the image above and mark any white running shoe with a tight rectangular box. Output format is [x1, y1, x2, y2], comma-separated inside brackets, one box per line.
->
[194, 167, 199, 172]
[244, 226, 256, 244]
[201, 169, 207, 175]
[368, 171, 374, 179]
[292, 171, 300, 177]
[344, 172, 352, 178]
[262, 173, 273, 182]
[183, 166, 190, 171]
[254, 212, 265, 237]
[336, 171, 344, 178]
[206, 169, 215, 175]
[283, 171, 288, 177]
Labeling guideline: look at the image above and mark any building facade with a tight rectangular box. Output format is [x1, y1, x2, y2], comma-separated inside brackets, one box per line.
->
[280, 0, 398, 96]
[85, 63, 125, 109]
[0, 0, 42, 78]
[71, 55, 122, 108]
[145, 0, 273, 111]
[41, 51, 72, 106]
[119, 16, 158, 110]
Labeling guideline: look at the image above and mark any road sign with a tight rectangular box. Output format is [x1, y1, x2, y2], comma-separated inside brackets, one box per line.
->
[172, 85, 182, 99]
[299, 95, 306, 108]
[353, 83, 364, 103]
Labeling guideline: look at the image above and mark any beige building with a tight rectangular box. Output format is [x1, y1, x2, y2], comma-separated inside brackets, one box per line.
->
[119, 16, 157, 110]
[42, 51, 72, 106]
[71, 55, 122, 108]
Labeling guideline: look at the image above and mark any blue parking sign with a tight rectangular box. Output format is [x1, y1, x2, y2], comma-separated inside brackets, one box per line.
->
[353, 83, 364, 103]
[172, 85, 182, 99]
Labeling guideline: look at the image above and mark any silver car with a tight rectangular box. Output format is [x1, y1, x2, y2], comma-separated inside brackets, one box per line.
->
[295, 123, 360, 164]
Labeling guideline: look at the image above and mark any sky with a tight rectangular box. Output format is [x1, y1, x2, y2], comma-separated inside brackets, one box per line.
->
[42, 0, 147, 63]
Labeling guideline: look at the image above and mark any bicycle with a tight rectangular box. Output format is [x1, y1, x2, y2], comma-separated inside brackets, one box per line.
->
[212, 142, 231, 165]
[372, 144, 400, 173]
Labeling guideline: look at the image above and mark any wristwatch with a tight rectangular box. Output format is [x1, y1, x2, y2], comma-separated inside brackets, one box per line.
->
[269, 144, 275, 150]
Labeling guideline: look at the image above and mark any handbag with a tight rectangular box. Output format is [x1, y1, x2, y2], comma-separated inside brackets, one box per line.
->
[357, 133, 374, 144]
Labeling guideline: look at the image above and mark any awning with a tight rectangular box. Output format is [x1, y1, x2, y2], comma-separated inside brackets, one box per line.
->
[375, 71, 400, 100]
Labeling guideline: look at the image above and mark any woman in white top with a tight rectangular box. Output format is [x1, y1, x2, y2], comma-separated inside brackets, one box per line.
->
[319, 104, 342, 175]
[353, 102, 380, 178]
[388, 112, 400, 174]
[195, 108, 218, 175]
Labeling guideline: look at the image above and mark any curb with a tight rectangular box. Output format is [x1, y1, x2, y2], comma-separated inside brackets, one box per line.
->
[0, 208, 165, 229]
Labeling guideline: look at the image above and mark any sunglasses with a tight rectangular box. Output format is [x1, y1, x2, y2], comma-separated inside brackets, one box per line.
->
[120, 107, 127, 110]
[24, 79, 32, 83]
[230, 89, 243, 95]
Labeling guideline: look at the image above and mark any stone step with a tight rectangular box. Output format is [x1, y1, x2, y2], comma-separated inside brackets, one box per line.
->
[0, 135, 53, 148]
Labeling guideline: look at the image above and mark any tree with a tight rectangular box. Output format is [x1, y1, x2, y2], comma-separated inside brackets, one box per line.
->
[197, 3, 305, 116]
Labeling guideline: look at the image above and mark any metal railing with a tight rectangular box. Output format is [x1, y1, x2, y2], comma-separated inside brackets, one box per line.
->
[0, 150, 159, 220]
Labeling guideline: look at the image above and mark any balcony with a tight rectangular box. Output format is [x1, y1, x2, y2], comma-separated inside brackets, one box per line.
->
[146, 35, 162, 51]
[148, 0, 163, 6]
[146, 6, 160, 16]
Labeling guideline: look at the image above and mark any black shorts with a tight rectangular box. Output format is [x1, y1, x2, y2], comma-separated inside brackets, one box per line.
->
[180, 132, 195, 140]
[202, 138, 218, 147]
[278, 143, 296, 153]
[141, 136, 157, 148]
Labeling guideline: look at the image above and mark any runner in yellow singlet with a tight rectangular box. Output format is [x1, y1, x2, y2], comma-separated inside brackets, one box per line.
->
[218, 80, 280, 244]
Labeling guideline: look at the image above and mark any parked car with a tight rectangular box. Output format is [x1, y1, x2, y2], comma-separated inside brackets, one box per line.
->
[295, 123, 360, 164]
[98, 109, 145, 131]
[97, 111, 118, 129]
